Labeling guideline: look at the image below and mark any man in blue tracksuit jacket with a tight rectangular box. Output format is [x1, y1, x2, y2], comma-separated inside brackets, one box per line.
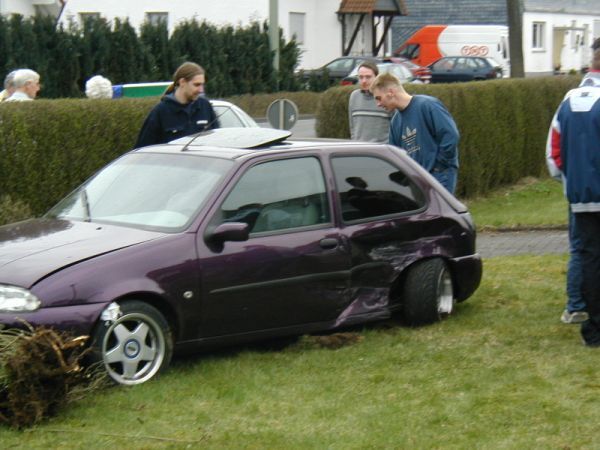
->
[369, 72, 459, 194]
[548, 45, 600, 346]
[135, 62, 219, 148]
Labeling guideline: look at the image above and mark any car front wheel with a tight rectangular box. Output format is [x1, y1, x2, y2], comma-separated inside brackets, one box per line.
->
[401, 258, 455, 325]
[91, 300, 173, 385]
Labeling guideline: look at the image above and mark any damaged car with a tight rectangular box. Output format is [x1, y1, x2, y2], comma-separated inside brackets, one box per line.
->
[0, 128, 482, 385]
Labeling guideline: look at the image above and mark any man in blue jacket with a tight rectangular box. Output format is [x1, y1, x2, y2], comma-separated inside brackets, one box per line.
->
[548, 45, 600, 346]
[135, 62, 219, 148]
[370, 72, 459, 193]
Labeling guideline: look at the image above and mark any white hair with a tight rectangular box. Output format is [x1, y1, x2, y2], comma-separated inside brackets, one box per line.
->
[85, 75, 113, 99]
[3, 70, 19, 89]
[12, 69, 40, 88]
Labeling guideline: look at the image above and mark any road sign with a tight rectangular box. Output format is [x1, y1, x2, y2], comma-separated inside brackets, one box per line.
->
[266, 99, 299, 130]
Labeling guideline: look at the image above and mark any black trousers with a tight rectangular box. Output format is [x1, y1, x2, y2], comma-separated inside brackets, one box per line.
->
[576, 212, 600, 345]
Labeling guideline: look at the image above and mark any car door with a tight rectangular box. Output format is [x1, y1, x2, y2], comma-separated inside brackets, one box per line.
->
[197, 156, 351, 337]
[328, 154, 429, 324]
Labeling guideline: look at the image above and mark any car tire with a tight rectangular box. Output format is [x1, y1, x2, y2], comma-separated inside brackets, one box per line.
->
[91, 300, 173, 385]
[401, 258, 454, 326]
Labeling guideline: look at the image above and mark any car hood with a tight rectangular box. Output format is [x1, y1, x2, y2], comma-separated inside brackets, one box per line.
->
[0, 219, 164, 288]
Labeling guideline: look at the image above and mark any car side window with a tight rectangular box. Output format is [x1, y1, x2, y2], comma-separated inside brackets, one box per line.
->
[464, 58, 478, 69]
[331, 156, 426, 221]
[473, 58, 487, 69]
[325, 58, 354, 72]
[434, 58, 454, 71]
[220, 157, 330, 233]
[212, 106, 241, 128]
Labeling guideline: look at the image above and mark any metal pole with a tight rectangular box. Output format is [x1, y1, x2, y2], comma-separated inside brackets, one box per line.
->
[269, 0, 280, 75]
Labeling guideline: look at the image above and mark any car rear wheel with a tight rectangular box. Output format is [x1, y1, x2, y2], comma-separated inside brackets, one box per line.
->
[91, 300, 173, 385]
[401, 258, 455, 325]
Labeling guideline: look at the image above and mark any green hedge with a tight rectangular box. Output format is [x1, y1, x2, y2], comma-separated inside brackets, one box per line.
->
[316, 76, 581, 197]
[0, 93, 320, 217]
[0, 98, 152, 215]
[0, 77, 582, 220]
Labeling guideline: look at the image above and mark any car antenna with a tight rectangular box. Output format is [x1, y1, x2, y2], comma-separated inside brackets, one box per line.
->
[181, 103, 232, 152]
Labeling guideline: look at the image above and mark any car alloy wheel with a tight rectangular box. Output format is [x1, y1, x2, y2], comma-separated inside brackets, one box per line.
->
[92, 300, 173, 385]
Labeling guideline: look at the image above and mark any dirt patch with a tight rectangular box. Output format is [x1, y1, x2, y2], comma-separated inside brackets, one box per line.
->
[305, 332, 363, 350]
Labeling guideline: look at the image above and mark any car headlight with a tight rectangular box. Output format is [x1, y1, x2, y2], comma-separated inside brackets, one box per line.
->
[0, 285, 41, 312]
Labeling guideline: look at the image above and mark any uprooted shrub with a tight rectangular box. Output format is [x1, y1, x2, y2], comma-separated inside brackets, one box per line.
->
[0, 325, 106, 428]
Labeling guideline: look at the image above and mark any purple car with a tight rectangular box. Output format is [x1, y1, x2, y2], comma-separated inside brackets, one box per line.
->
[0, 128, 482, 385]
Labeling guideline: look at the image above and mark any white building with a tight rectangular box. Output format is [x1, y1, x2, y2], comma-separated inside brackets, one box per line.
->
[523, 1, 600, 74]
[0, 0, 65, 17]
[54, 0, 345, 70]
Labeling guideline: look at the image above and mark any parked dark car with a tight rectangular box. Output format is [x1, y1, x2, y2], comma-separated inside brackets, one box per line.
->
[341, 62, 424, 86]
[428, 56, 503, 83]
[299, 55, 380, 86]
[0, 129, 482, 385]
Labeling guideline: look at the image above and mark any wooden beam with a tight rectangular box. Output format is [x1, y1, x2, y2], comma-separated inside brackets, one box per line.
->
[374, 16, 394, 55]
[343, 13, 366, 55]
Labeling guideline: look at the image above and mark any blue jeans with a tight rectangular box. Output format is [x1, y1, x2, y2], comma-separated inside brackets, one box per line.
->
[566, 207, 585, 312]
[432, 167, 457, 194]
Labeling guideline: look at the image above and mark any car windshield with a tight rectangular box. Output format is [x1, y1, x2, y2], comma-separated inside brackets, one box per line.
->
[46, 153, 233, 232]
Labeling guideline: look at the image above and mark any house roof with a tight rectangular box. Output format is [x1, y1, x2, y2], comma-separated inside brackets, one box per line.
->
[338, 0, 408, 15]
[524, 0, 599, 14]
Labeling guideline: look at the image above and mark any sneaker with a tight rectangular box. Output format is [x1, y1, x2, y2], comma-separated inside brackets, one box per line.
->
[561, 309, 589, 324]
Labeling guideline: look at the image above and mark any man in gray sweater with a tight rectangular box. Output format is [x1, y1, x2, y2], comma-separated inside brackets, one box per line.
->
[348, 62, 390, 143]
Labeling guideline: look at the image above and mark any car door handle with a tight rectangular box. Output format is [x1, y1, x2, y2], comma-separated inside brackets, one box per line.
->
[319, 238, 339, 249]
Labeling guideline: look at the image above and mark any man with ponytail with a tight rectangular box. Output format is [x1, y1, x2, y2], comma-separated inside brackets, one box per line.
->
[135, 62, 219, 148]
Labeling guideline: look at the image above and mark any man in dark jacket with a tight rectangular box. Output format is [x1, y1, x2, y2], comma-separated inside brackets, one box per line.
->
[135, 62, 219, 148]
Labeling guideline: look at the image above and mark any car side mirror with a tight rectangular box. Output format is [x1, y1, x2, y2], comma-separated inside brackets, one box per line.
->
[207, 222, 250, 243]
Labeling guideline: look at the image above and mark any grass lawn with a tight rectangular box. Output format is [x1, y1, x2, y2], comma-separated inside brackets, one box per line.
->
[464, 177, 568, 230]
[3, 255, 596, 449]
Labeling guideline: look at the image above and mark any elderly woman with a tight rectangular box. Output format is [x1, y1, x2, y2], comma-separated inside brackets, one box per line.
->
[5, 69, 41, 102]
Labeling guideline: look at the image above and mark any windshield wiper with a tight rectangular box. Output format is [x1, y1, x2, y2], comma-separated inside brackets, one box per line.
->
[80, 189, 91, 222]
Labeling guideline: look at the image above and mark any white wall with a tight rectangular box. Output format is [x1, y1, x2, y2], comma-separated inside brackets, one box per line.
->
[58, 0, 342, 69]
[523, 11, 600, 75]
[0, 0, 35, 15]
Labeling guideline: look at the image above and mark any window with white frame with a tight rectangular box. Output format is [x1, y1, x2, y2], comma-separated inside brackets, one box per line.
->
[289, 12, 305, 45]
[532, 22, 545, 50]
[146, 12, 168, 26]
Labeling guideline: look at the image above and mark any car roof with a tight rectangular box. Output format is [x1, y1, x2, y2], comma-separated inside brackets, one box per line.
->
[135, 128, 378, 160]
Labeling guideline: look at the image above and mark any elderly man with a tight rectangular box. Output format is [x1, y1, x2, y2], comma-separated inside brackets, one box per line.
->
[348, 61, 390, 143]
[370, 72, 459, 193]
[5, 69, 40, 102]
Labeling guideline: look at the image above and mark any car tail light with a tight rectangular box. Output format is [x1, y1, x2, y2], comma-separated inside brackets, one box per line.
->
[340, 79, 354, 86]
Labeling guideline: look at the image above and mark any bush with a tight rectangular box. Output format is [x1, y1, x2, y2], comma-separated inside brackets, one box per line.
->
[0, 92, 321, 217]
[0, 196, 32, 225]
[316, 76, 581, 197]
[0, 98, 153, 215]
[0, 15, 301, 98]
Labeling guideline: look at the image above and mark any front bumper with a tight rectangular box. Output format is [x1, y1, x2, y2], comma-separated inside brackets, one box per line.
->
[0, 302, 107, 336]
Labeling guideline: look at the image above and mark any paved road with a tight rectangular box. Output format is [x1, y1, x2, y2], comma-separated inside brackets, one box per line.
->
[259, 117, 316, 138]
[477, 229, 568, 258]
